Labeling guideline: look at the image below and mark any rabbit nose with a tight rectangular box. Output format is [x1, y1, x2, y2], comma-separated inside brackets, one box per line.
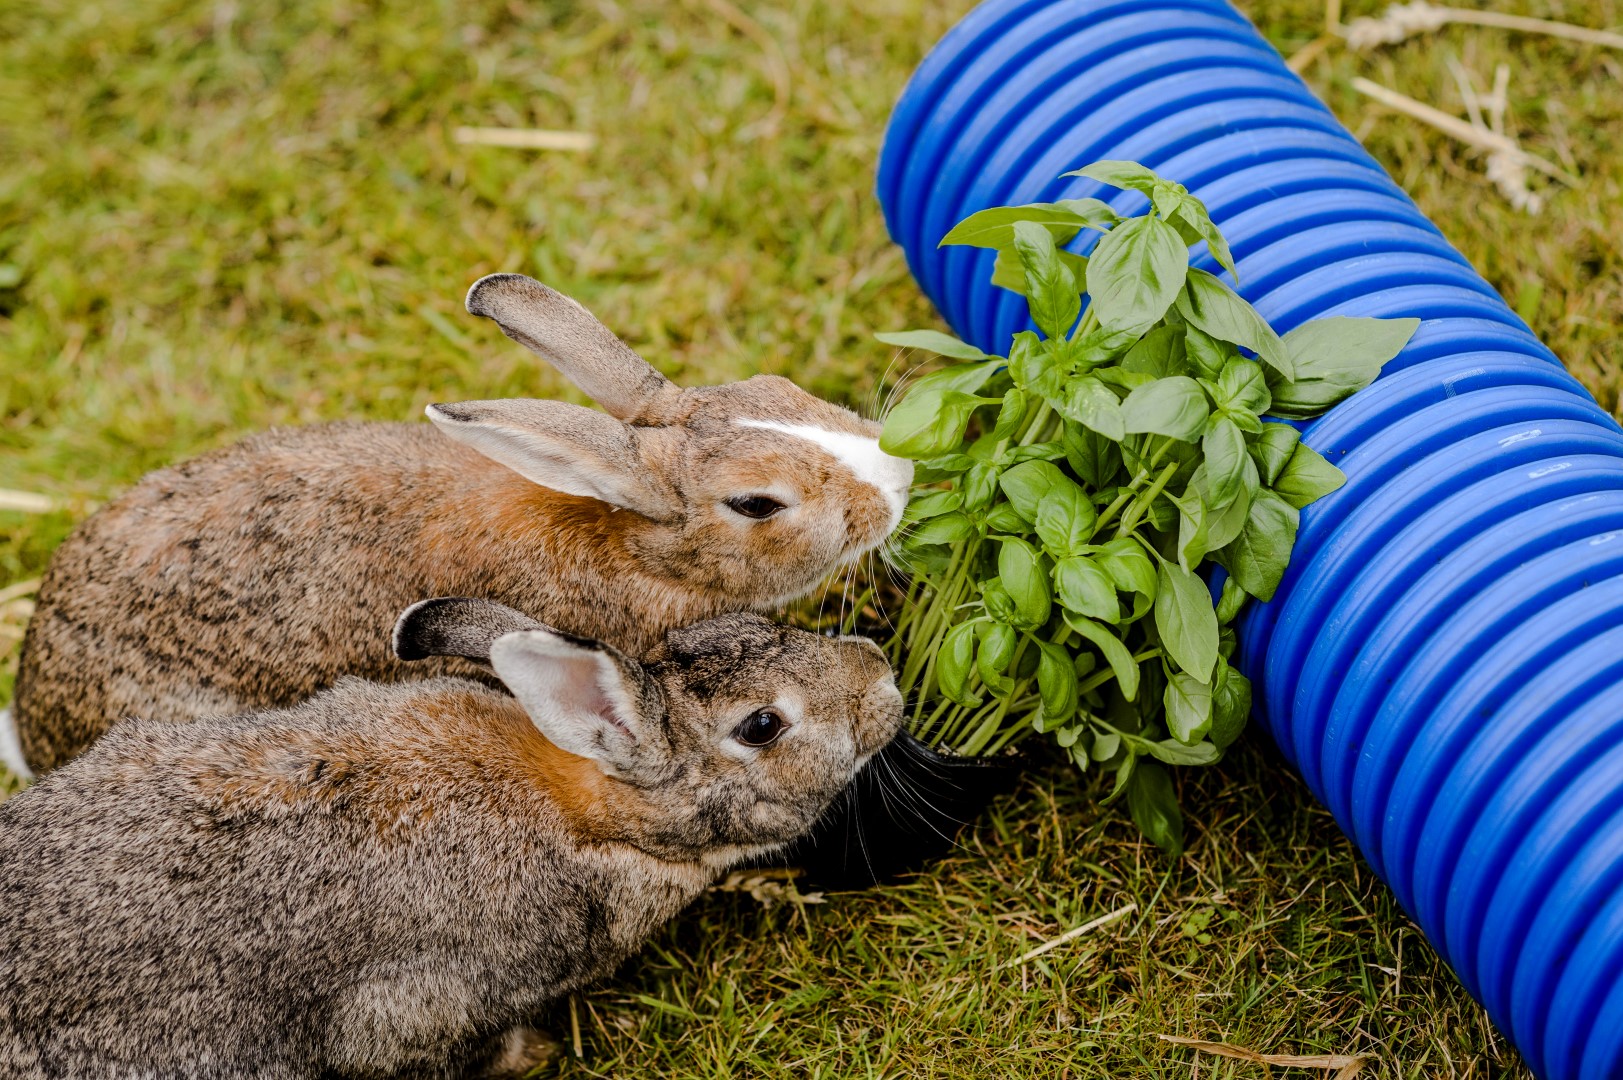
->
[856, 672, 905, 753]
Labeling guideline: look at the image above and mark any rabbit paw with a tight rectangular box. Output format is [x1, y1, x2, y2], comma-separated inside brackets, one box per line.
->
[479, 1024, 564, 1078]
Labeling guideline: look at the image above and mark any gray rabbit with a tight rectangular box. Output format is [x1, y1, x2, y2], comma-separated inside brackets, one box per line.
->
[6, 272, 912, 775]
[0, 598, 902, 1079]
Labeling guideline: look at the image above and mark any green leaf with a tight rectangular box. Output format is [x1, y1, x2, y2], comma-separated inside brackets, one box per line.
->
[999, 460, 1070, 521]
[1056, 374, 1127, 441]
[1163, 672, 1213, 744]
[983, 502, 1029, 533]
[1183, 324, 1229, 380]
[1215, 575, 1248, 624]
[940, 202, 1113, 249]
[1036, 639, 1079, 726]
[907, 358, 1006, 397]
[991, 388, 1028, 442]
[1210, 659, 1252, 749]
[1085, 215, 1191, 334]
[1127, 761, 1185, 856]
[1120, 375, 1209, 442]
[992, 247, 1090, 297]
[1055, 556, 1118, 621]
[901, 489, 962, 522]
[1063, 159, 1163, 195]
[977, 621, 1016, 693]
[1063, 614, 1141, 700]
[1121, 324, 1186, 378]
[1011, 221, 1081, 340]
[1216, 489, 1299, 601]
[1213, 356, 1270, 416]
[1146, 739, 1222, 767]
[1063, 420, 1124, 489]
[1202, 416, 1249, 510]
[1094, 537, 1157, 601]
[960, 461, 1002, 513]
[1172, 490, 1210, 571]
[1170, 196, 1237, 280]
[1091, 730, 1122, 762]
[998, 538, 1052, 627]
[1035, 484, 1097, 558]
[1176, 269, 1292, 379]
[874, 330, 991, 362]
[904, 510, 974, 547]
[1269, 316, 1420, 420]
[938, 622, 979, 705]
[880, 388, 985, 460]
[1273, 441, 1346, 509]
[1190, 465, 1254, 551]
[1154, 562, 1219, 681]
[982, 579, 1018, 625]
[1251, 423, 1301, 486]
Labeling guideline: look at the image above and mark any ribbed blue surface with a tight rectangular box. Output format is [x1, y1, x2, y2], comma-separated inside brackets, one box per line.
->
[877, 2, 1623, 1075]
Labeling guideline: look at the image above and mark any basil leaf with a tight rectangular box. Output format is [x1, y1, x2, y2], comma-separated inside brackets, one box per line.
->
[1202, 416, 1249, 510]
[999, 459, 1069, 521]
[1056, 374, 1127, 441]
[938, 622, 979, 705]
[1120, 375, 1209, 442]
[1215, 575, 1248, 624]
[1063, 159, 1163, 196]
[940, 201, 1111, 249]
[1055, 556, 1118, 621]
[1273, 441, 1347, 510]
[1170, 196, 1237, 280]
[901, 489, 962, 522]
[977, 620, 1016, 694]
[1005, 440, 1068, 464]
[1094, 537, 1157, 601]
[1035, 484, 1097, 558]
[1154, 562, 1219, 681]
[1122, 324, 1185, 378]
[1036, 639, 1079, 725]
[961, 461, 1002, 513]
[1250, 423, 1301, 486]
[1210, 659, 1252, 749]
[905, 358, 1006, 396]
[1269, 316, 1420, 419]
[991, 388, 1028, 442]
[992, 246, 1090, 297]
[1085, 215, 1190, 334]
[1127, 761, 1185, 856]
[998, 537, 1052, 627]
[1214, 356, 1270, 416]
[874, 330, 991, 362]
[905, 510, 974, 547]
[1163, 671, 1214, 744]
[881, 386, 989, 458]
[1183, 324, 1229, 380]
[1091, 730, 1122, 762]
[1063, 613, 1141, 700]
[1146, 739, 1221, 767]
[1216, 489, 1299, 601]
[981, 579, 1018, 625]
[983, 502, 1029, 533]
[1011, 221, 1081, 341]
[1063, 420, 1123, 489]
[1176, 269, 1292, 379]
[1172, 489, 1210, 571]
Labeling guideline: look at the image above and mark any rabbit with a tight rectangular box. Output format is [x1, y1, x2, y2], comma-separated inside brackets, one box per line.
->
[0, 596, 904, 1079]
[6, 272, 913, 775]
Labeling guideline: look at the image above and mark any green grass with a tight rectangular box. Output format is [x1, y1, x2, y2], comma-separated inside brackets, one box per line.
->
[2, 0, 1620, 1072]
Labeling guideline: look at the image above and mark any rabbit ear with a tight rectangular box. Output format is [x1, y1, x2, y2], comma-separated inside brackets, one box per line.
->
[465, 274, 685, 424]
[427, 398, 680, 520]
[391, 597, 548, 664]
[489, 629, 653, 774]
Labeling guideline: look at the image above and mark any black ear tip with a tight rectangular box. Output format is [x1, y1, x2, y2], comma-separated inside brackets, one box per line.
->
[392, 598, 461, 661]
[465, 273, 540, 317]
[425, 402, 473, 424]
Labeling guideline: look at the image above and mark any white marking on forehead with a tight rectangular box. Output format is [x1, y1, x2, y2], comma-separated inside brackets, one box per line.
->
[736, 419, 913, 523]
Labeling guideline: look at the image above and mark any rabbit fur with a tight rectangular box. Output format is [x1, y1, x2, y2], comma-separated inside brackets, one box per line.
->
[0, 597, 903, 1078]
[11, 273, 913, 773]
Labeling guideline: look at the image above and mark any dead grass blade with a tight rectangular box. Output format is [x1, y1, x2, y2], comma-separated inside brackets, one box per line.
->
[452, 127, 596, 152]
[0, 489, 57, 514]
[1160, 1034, 1371, 1074]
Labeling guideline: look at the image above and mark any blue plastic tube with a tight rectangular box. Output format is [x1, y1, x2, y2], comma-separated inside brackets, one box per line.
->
[877, 2, 1623, 1076]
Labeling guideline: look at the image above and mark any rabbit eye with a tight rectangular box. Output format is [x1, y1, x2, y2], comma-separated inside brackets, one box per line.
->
[734, 708, 785, 747]
[725, 495, 785, 520]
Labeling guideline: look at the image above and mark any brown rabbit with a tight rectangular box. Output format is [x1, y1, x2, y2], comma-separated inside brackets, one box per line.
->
[0, 597, 904, 1079]
[5, 273, 912, 775]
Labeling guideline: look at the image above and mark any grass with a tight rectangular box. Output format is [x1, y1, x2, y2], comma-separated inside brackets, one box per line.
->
[1, 0, 1620, 1072]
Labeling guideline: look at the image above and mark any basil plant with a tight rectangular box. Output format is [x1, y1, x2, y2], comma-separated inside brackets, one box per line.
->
[877, 161, 1418, 855]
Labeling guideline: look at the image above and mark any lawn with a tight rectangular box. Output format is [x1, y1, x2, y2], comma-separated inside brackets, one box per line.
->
[2, 0, 1620, 1074]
